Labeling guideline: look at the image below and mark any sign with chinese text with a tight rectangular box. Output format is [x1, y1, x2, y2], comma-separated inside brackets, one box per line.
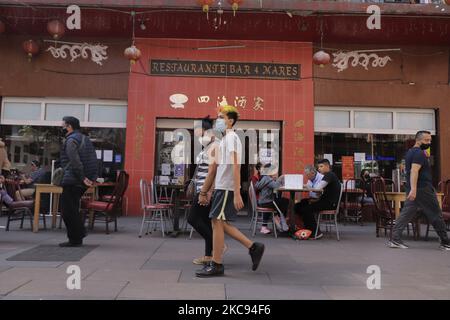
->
[150, 59, 300, 80]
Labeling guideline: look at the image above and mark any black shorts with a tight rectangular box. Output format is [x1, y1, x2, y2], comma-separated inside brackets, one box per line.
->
[209, 190, 237, 221]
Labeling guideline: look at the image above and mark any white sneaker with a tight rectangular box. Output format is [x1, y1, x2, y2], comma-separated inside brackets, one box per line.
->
[388, 240, 409, 249]
[260, 226, 271, 234]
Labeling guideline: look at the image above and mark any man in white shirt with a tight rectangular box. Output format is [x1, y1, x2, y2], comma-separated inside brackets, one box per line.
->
[196, 105, 265, 277]
[305, 165, 324, 199]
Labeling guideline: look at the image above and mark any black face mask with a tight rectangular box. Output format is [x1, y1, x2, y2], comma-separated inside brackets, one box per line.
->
[61, 127, 68, 136]
[420, 143, 431, 150]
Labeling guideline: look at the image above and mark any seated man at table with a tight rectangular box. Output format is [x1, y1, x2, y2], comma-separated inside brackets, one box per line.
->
[16, 160, 46, 201]
[294, 159, 341, 239]
[254, 163, 289, 234]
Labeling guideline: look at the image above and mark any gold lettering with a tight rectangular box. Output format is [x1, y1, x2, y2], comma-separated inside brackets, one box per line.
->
[152, 62, 159, 72]
[229, 65, 236, 74]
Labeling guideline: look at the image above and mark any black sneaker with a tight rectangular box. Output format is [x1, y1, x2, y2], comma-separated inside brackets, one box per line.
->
[59, 241, 83, 247]
[195, 261, 224, 277]
[249, 242, 265, 271]
[388, 239, 408, 249]
[439, 242, 450, 251]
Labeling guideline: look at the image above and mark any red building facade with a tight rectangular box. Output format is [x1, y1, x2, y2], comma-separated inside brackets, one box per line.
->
[124, 38, 314, 215]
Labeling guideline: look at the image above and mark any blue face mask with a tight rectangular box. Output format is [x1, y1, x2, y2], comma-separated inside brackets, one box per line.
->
[214, 118, 226, 133]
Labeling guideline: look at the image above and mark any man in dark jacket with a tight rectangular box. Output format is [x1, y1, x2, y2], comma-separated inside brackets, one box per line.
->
[59, 116, 98, 247]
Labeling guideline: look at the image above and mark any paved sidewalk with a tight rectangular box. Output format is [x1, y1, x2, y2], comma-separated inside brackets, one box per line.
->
[0, 215, 449, 300]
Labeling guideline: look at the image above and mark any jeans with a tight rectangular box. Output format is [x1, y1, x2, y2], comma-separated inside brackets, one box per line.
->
[294, 198, 336, 235]
[392, 185, 449, 243]
[187, 193, 213, 256]
[61, 185, 87, 243]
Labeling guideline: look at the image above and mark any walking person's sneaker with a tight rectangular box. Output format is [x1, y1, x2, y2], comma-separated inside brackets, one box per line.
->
[192, 256, 212, 265]
[195, 261, 225, 277]
[249, 242, 265, 271]
[59, 241, 83, 247]
[388, 239, 409, 249]
[439, 242, 450, 251]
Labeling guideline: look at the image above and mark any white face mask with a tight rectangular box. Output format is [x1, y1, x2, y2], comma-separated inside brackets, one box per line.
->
[198, 136, 212, 146]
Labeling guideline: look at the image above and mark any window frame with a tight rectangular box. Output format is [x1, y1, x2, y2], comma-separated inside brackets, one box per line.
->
[315, 106, 436, 135]
[1, 97, 127, 128]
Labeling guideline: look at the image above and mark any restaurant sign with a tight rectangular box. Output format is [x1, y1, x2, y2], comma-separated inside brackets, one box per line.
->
[150, 59, 300, 80]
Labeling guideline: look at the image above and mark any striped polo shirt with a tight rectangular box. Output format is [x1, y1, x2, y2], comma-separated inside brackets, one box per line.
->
[195, 141, 219, 193]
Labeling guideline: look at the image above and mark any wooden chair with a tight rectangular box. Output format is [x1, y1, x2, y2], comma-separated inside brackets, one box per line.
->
[371, 177, 418, 239]
[4, 179, 42, 231]
[315, 183, 344, 241]
[86, 171, 129, 234]
[425, 179, 450, 239]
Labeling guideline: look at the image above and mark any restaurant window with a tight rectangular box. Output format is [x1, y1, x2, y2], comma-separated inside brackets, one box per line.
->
[0, 97, 127, 182]
[315, 110, 350, 129]
[354, 111, 393, 130]
[3, 102, 41, 121]
[315, 107, 438, 188]
[45, 103, 85, 121]
[154, 118, 281, 199]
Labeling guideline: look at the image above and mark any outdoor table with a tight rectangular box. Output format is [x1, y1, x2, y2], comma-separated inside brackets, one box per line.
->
[157, 184, 185, 237]
[274, 186, 323, 234]
[33, 183, 104, 233]
[381, 191, 444, 219]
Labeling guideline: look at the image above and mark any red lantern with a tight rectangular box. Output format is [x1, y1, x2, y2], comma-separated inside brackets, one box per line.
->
[124, 45, 141, 65]
[47, 20, 65, 40]
[228, 0, 243, 16]
[197, 0, 214, 19]
[0, 20, 5, 34]
[22, 39, 40, 61]
[313, 50, 331, 68]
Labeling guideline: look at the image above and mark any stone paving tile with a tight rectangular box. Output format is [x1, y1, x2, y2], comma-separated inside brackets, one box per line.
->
[117, 282, 225, 300]
[0, 276, 32, 296]
[322, 285, 432, 300]
[85, 268, 181, 283]
[225, 284, 330, 300]
[1, 216, 450, 300]
[6, 279, 128, 299]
